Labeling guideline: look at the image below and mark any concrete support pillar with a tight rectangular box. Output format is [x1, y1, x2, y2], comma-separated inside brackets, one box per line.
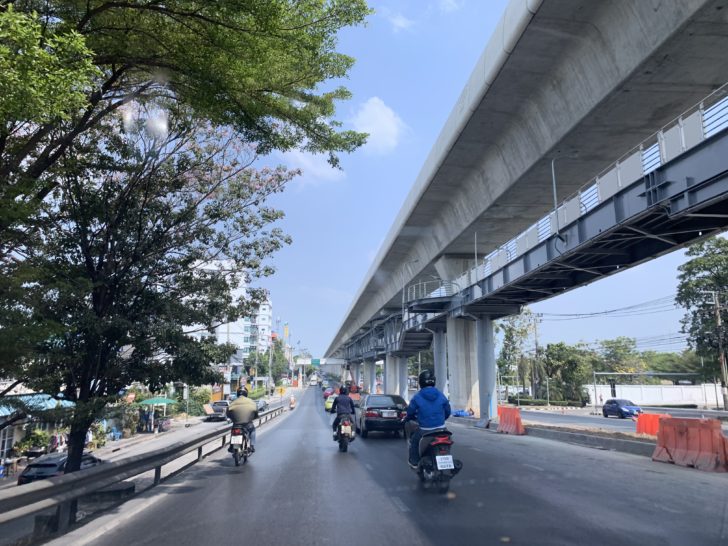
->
[475, 316, 497, 423]
[363, 360, 374, 392]
[369, 360, 377, 394]
[446, 317, 478, 415]
[444, 315, 497, 421]
[432, 329, 448, 397]
[385, 354, 398, 394]
[397, 356, 409, 402]
[351, 363, 361, 387]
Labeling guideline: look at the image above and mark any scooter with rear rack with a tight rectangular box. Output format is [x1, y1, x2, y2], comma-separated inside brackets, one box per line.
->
[405, 421, 463, 493]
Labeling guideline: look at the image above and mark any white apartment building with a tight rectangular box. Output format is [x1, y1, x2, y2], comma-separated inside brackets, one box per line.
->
[213, 298, 273, 364]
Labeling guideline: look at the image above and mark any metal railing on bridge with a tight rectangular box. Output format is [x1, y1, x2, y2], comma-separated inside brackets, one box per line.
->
[404, 279, 460, 304]
[460, 82, 728, 292]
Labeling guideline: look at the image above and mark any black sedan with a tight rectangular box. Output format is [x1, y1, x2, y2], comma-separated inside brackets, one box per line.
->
[17, 452, 104, 485]
[355, 394, 407, 438]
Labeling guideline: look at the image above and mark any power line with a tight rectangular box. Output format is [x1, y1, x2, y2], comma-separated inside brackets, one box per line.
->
[539, 294, 680, 321]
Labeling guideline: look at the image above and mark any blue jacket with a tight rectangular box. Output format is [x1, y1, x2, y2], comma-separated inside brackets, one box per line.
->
[406, 387, 451, 429]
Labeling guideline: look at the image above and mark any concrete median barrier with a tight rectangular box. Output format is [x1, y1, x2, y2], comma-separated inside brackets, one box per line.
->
[497, 406, 525, 435]
[636, 413, 671, 436]
[652, 417, 728, 472]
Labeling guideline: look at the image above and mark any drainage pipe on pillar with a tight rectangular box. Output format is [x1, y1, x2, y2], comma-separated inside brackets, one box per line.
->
[475, 316, 496, 425]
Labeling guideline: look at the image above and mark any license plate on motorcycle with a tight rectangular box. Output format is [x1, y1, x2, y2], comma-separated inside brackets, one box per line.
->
[230, 435, 243, 445]
[435, 455, 454, 470]
[381, 410, 397, 418]
[341, 425, 351, 435]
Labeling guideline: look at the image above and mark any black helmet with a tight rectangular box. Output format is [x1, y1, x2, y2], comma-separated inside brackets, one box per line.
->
[236, 388, 248, 398]
[418, 370, 436, 388]
[339, 386, 348, 395]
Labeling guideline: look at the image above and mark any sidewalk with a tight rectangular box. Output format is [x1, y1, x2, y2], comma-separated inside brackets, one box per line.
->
[0, 415, 210, 490]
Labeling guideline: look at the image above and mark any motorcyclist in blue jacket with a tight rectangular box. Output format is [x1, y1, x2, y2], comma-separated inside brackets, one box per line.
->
[404, 370, 451, 468]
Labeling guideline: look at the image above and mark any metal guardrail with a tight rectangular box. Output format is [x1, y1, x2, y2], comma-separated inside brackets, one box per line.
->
[0, 405, 285, 534]
[404, 279, 459, 304]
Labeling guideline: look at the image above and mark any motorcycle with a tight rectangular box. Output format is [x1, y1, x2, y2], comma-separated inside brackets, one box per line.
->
[405, 421, 463, 493]
[229, 423, 253, 466]
[289, 396, 296, 411]
[334, 413, 355, 452]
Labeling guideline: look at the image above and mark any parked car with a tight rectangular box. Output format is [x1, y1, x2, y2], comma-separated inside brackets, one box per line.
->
[324, 393, 338, 412]
[256, 399, 269, 413]
[323, 387, 334, 399]
[354, 394, 407, 438]
[209, 400, 230, 421]
[17, 452, 104, 485]
[602, 398, 642, 419]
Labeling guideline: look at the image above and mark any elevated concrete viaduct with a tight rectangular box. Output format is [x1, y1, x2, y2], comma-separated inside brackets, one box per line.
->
[326, 0, 728, 421]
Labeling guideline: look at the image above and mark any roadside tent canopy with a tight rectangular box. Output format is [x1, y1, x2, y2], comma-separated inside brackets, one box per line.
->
[138, 397, 177, 405]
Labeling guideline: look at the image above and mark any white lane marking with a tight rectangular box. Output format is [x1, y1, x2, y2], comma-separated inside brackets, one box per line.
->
[365, 463, 373, 471]
[390, 496, 410, 512]
[523, 463, 545, 472]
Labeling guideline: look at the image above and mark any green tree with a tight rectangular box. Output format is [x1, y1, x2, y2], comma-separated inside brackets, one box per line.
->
[543, 342, 592, 404]
[496, 309, 533, 386]
[598, 337, 645, 376]
[1, 0, 369, 244]
[17, 115, 295, 473]
[407, 351, 433, 377]
[642, 350, 706, 382]
[0, 7, 99, 374]
[676, 236, 728, 382]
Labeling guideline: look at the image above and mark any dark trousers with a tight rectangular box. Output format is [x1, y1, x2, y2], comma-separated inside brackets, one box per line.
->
[409, 428, 423, 465]
[333, 414, 352, 432]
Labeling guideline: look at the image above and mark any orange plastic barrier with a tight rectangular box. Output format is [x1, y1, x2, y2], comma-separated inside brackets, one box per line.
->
[636, 413, 671, 436]
[652, 417, 728, 472]
[497, 406, 526, 435]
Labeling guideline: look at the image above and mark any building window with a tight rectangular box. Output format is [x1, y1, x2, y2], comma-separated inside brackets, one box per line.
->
[244, 325, 251, 333]
[1, 426, 16, 459]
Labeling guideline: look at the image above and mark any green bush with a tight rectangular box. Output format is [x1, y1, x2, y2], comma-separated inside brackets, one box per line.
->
[248, 387, 266, 400]
[14, 429, 51, 452]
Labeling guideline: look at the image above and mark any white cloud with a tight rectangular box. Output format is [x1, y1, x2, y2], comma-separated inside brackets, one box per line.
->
[280, 149, 345, 187]
[380, 8, 414, 32]
[351, 97, 406, 155]
[438, 0, 461, 13]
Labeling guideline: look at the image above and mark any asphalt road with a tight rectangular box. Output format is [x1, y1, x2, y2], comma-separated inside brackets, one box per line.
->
[520, 409, 728, 432]
[84, 387, 728, 546]
[520, 410, 638, 431]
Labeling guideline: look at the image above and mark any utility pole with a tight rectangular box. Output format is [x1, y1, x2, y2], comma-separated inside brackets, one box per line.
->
[709, 291, 728, 410]
[533, 313, 541, 401]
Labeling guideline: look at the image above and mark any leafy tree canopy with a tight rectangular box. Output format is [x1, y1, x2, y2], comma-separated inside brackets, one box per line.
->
[676, 235, 728, 380]
[1, 0, 369, 244]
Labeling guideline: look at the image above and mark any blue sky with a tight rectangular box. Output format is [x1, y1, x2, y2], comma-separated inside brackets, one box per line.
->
[259, 0, 690, 357]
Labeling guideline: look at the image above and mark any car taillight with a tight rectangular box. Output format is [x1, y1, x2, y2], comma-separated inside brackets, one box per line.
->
[365, 410, 379, 418]
[399, 411, 407, 418]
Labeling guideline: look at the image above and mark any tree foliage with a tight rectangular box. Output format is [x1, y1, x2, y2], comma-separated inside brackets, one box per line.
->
[496, 309, 533, 378]
[12, 113, 295, 471]
[676, 236, 728, 380]
[542, 342, 592, 403]
[0, 0, 368, 228]
[597, 337, 645, 375]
